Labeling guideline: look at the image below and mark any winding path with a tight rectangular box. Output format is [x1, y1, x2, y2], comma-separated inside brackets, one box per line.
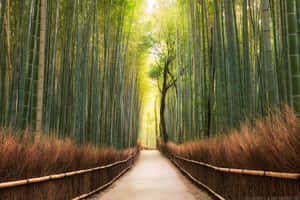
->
[89, 150, 213, 200]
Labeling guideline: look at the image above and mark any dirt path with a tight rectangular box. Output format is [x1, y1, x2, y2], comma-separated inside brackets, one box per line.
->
[89, 150, 213, 200]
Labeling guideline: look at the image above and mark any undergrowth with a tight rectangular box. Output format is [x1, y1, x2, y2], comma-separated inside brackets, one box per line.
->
[0, 130, 137, 183]
[164, 108, 300, 199]
[167, 108, 300, 172]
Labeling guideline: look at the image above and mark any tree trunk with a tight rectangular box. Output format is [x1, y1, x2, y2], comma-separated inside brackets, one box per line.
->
[154, 97, 158, 138]
[242, 0, 251, 115]
[297, 0, 300, 62]
[160, 60, 169, 143]
[261, 0, 279, 109]
[207, 27, 215, 137]
[224, 0, 241, 126]
[4, 0, 11, 83]
[287, 0, 300, 114]
[36, 0, 46, 134]
[1, 0, 11, 126]
[160, 90, 168, 143]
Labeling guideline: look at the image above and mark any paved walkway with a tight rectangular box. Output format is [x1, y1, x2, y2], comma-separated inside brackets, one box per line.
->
[89, 150, 213, 200]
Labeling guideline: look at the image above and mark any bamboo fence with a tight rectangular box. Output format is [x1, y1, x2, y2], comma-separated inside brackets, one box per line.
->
[0, 153, 137, 200]
[169, 155, 226, 200]
[167, 151, 300, 199]
[169, 153, 300, 180]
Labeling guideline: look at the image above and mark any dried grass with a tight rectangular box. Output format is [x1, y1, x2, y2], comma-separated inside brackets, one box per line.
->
[0, 131, 136, 182]
[165, 107, 300, 199]
[167, 107, 300, 172]
[0, 131, 138, 199]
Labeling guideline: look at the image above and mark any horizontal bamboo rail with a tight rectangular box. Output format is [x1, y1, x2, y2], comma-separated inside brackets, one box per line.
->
[73, 165, 132, 200]
[170, 152, 300, 180]
[0, 154, 136, 190]
[168, 154, 225, 200]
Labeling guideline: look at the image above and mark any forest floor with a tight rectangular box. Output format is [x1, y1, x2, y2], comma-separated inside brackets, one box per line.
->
[89, 150, 213, 200]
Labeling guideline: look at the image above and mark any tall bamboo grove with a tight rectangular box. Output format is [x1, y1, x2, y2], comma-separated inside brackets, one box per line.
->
[0, 0, 141, 149]
[164, 0, 300, 143]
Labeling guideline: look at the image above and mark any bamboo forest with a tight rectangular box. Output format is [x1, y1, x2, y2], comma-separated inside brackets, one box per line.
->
[0, 0, 300, 199]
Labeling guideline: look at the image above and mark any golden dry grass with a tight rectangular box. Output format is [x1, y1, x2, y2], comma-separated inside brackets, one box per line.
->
[0, 131, 137, 183]
[164, 108, 300, 199]
[167, 108, 300, 173]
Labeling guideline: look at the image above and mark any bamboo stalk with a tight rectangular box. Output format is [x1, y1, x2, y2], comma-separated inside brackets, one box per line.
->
[36, 0, 46, 134]
[4, 0, 11, 83]
[287, 0, 300, 114]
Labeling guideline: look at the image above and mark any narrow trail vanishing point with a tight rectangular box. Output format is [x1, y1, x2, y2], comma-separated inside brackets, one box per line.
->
[89, 150, 213, 200]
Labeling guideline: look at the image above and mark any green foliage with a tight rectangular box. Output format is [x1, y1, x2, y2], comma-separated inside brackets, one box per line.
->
[0, 0, 144, 149]
[2, 0, 300, 148]
[149, 64, 163, 80]
[158, 0, 300, 144]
